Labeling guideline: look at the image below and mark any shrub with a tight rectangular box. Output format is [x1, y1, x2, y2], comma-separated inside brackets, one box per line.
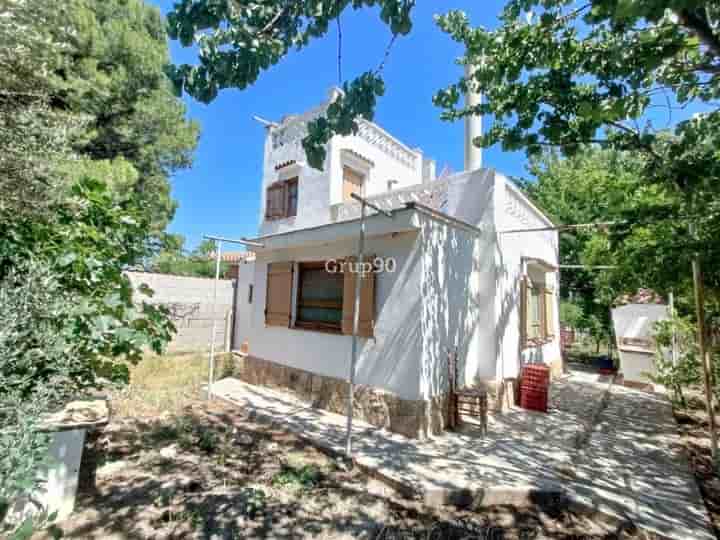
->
[271, 464, 322, 490]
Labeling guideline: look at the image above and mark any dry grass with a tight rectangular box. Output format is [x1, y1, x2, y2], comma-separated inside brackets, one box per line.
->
[110, 352, 234, 418]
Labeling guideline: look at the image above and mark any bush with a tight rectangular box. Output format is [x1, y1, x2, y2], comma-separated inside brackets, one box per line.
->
[651, 316, 720, 407]
[271, 464, 322, 490]
[0, 179, 176, 536]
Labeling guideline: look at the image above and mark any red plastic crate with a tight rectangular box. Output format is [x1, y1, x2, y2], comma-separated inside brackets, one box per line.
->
[521, 376, 550, 388]
[520, 386, 549, 412]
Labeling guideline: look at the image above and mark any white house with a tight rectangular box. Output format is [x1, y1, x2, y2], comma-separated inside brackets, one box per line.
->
[232, 87, 560, 439]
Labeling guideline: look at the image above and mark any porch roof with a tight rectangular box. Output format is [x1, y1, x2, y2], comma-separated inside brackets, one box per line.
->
[244, 202, 484, 252]
[245, 207, 420, 252]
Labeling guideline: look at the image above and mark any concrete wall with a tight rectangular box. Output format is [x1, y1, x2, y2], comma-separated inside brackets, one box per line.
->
[126, 271, 236, 352]
[247, 231, 424, 401]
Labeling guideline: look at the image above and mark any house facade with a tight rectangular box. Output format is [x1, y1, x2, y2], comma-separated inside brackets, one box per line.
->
[232, 88, 560, 439]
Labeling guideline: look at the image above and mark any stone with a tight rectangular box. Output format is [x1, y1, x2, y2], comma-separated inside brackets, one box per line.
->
[159, 444, 179, 459]
[237, 355, 453, 439]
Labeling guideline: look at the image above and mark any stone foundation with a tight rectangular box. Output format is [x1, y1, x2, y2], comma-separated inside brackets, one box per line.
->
[236, 355, 450, 439]
[477, 378, 519, 413]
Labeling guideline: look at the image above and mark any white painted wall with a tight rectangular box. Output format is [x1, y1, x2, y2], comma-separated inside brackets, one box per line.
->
[247, 231, 424, 401]
[417, 212, 497, 400]
[494, 173, 561, 379]
[327, 123, 423, 204]
[232, 261, 256, 350]
[258, 90, 425, 237]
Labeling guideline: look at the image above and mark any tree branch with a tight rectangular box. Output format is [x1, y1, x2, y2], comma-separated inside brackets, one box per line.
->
[675, 8, 720, 59]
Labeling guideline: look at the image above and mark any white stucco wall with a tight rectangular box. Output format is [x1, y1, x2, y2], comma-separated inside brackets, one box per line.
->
[494, 174, 561, 379]
[247, 230, 424, 401]
[417, 212, 497, 400]
[258, 120, 332, 237]
[232, 261, 256, 350]
[328, 122, 423, 204]
[257, 90, 425, 237]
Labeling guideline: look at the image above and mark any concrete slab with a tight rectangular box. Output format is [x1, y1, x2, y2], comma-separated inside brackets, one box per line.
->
[209, 371, 714, 540]
[209, 372, 606, 498]
[568, 385, 715, 540]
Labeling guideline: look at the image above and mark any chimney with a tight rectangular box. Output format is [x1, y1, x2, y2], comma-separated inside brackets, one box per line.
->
[464, 64, 483, 171]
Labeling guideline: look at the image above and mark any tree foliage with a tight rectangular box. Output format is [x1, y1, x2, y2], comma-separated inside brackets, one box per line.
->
[0, 1, 190, 533]
[149, 236, 232, 278]
[165, 0, 414, 169]
[54, 0, 200, 232]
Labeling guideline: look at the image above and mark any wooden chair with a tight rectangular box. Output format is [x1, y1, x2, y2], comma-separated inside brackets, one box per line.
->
[447, 348, 488, 435]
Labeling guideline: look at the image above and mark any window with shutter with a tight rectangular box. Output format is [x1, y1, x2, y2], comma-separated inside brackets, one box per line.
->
[521, 277, 546, 347]
[295, 262, 343, 332]
[544, 288, 555, 338]
[341, 257, 376, 338]
[286, 178, 298, 217]
[265, 262, 293, 326]
[265, 177, 299, 220]
[265, 183, 284, 219]
[343, 166, 364, 202]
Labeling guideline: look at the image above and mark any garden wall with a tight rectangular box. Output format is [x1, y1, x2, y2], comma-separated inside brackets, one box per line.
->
[125, 271, 236, 352]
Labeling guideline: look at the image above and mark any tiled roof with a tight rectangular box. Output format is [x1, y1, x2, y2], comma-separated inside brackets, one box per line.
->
[614, 288, 665, 306]
[208, 251, 256, 263]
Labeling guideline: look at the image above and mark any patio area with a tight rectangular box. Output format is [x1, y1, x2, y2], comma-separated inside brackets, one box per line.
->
[210, 368, 714, 540]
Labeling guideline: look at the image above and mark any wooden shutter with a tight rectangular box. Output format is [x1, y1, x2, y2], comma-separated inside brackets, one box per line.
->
[266, 183, 285, 219]
[341, 257, 376, 337]
[343, 166, 364, 202]
[520, 277, 528, 348]
[544, 287, 555, 338]
[265, 262, 293, 326]
[285, 178, 298, 217]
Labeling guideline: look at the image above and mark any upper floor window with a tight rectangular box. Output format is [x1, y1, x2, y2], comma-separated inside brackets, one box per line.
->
[343, 166, 365, 202]
[265, 177, 298, 220]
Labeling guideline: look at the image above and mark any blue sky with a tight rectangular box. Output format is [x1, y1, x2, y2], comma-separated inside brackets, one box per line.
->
[152, 1, 521, 250]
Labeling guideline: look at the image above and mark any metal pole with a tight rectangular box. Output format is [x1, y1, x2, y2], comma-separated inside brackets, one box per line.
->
[207, 240, 223, 402]
[691, 222, 717, 458]
[669, 291, 678, 366]
[346, 200, 366, 458]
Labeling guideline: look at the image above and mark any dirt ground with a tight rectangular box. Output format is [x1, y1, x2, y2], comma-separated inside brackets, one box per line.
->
[31, 398, 645, 540]
[673, 394, 720, 540]
[31, 354, 645, 539]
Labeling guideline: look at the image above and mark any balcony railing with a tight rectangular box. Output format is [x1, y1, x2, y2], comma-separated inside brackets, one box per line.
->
[330, 180, 448, 223]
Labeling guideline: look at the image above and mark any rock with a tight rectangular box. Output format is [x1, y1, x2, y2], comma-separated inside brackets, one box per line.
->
[159, 444, 179, 459]
[235, 433, 255, 447]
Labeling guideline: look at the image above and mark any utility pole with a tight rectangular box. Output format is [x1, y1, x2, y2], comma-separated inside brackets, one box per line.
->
[345, 194, 392, 458]
[691, 222, 717, 459]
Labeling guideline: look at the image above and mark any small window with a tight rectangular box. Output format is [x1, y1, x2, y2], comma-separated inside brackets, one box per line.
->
[528, 285, 542, 340]
[265, 177, 298, 220]
[248, 284, 254, 304]
[295, 262, 344, 332]
[286, 178, 298, 217]
[522, 279, 555, 347]
[343, 166, 364, 202]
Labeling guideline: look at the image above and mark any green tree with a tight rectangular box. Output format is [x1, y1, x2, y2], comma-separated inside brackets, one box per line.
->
[150, 236, 231, 278]
[0, 0, 76, 219]
[53, 0, 200, 232]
